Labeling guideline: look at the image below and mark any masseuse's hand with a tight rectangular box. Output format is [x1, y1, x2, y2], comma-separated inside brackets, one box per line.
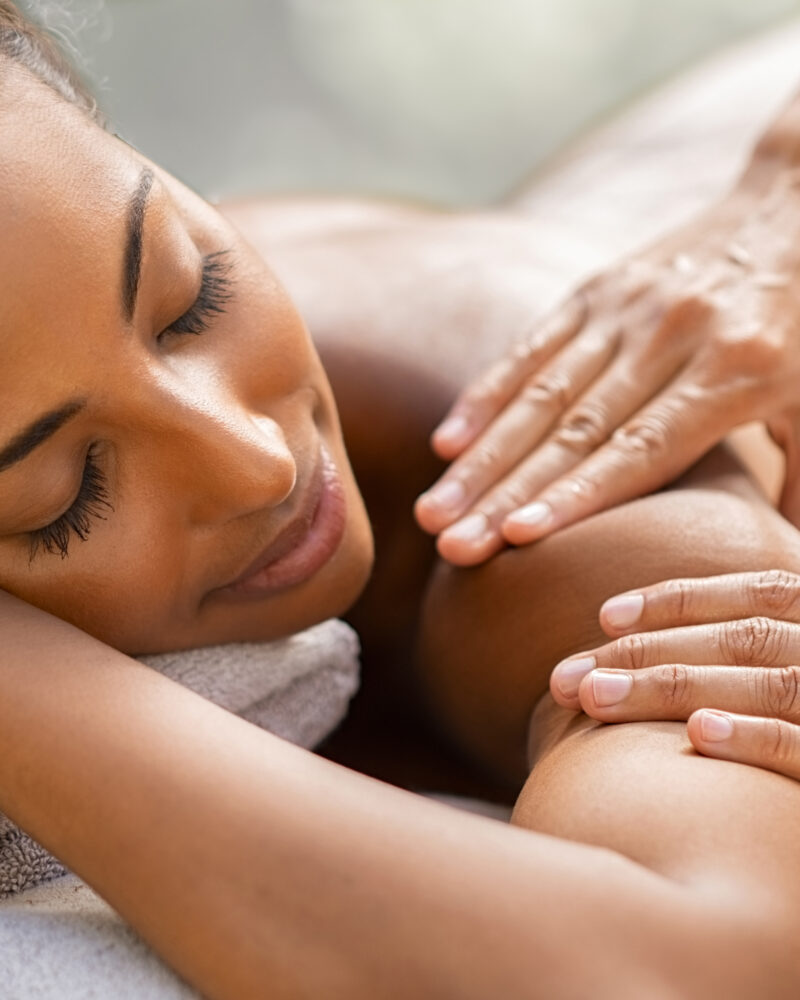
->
[415, 183, 800, 566]
[550, 570, 800, 780]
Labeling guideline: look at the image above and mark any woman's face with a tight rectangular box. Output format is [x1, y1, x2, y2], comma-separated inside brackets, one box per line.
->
[0, 66, 373, 654]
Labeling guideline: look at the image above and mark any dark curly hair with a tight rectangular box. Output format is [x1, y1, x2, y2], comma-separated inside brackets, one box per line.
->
[0, 1, 103, 123]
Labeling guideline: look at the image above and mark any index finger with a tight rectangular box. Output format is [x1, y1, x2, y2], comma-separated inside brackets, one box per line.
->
[501, 377, 731, 545]
[431, 292, 588, 460]
[688, 711, 800, 782]
[599, 570, 800, 637]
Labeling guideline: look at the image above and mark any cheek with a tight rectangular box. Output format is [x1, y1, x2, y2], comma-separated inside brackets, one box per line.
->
[228, 266, 319, 397]
[0, 504, 189, 649]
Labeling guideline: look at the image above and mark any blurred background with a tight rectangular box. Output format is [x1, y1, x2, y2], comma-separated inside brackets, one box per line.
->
[24, 0, 800, 206]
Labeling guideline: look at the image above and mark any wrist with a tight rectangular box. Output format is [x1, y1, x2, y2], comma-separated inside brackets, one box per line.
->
[713, 165, 800, 277]
[737, 109, 800, 197]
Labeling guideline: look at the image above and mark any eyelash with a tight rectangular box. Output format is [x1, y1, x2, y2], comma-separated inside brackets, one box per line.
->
[28, 249, 235, 561]
[160, 249, 234, 339]
[28, 445, 112, 562]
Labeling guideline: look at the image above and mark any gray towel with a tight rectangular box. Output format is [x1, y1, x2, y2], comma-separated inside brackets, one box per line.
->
[0, 618, 360, 899]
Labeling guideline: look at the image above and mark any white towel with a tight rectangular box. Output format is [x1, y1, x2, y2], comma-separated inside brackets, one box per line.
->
[0, 618, 360, 899]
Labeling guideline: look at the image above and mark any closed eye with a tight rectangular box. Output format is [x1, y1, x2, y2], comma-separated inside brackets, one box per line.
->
[159, 249, 234, 340]
[28, 444, 112, 561]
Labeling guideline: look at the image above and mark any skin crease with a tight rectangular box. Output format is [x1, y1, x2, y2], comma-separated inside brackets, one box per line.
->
[0, 64, 373, 655]
[4, 49, 800, 1000]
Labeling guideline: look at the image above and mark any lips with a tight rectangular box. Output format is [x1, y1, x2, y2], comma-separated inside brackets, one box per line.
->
[216, 442, 347, 600]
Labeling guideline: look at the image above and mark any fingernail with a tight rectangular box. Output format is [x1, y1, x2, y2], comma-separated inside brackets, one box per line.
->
[602, 593, 644, 630]
[508, 501, 552, 530]
[554, 655, 596, 698]
[699, 711, 734, 743]
[434, 415, 470, 443]
[441, 512, 489, 544]
[423, 479, 466, 512]
[591, 670, 633, 707]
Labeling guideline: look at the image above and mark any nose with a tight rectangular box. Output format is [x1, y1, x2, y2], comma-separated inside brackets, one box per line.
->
[160, 402, 297, 525]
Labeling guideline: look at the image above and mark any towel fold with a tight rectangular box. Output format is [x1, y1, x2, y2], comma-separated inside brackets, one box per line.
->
[0, 618, 360, 898]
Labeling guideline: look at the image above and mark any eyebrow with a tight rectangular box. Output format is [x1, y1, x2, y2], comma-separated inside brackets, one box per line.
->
[121, 166, 155, 323]
[0, 399, 87, 474]
[0, 172, 153, 476]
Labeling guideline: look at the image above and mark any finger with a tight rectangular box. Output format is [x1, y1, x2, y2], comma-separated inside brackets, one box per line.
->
[432, 325, 692, 564]
[429, 292, 588, 461]
[549, 617, 800, 704]
[569, 663, 800, 725]
[598, 570, 800, 638]
[416, 328, 617, 536]
[433, 358, 652, 564]
[500, 374, 736, 543]
[688, 710, 800, 781]
[494, 359, 675, 550]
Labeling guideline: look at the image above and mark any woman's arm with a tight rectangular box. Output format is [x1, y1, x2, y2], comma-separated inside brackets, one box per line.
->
[0, 589, 788, 1000]
[512, 703, 800, 997]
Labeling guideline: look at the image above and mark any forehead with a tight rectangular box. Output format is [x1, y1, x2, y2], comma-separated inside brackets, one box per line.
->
[0, 67, 144, 391]
[0, 64, 136, 270]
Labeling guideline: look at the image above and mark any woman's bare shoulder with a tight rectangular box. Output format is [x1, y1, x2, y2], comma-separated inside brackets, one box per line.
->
[521, 698, 800, 887]
[218, 194, 553, 390]
[219, 194, 436, 245]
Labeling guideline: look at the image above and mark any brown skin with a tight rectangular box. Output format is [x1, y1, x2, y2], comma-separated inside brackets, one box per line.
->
[219, 194, 566, 792]
[4, 57, 800, 1000]
[1, 448, 800, 998]
[0, 64, 373, 655]
[414, 89, 800, 565]
[417, 445, 796, 781]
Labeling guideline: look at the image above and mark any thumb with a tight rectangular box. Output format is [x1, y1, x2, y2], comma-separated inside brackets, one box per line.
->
[768, 411, 800, 525]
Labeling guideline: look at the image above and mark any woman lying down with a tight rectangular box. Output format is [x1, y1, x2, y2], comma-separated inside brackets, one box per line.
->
[1, 3, 800, 997]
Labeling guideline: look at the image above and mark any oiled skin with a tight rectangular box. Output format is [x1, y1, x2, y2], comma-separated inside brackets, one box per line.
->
[222, 197, 578, 793]
[0, 199, 798, 1000]
[222, 200, 800, 1000]
[418, 446, 793, 780]
[223, 197, 791, 791]
[3, 33, 800, 993]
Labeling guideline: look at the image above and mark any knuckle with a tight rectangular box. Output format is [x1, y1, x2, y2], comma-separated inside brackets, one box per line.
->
[661, 578, 694, 621]
[519, 310, 572, 358]
[618, 259, 656, 303]
[761, 666, 800, 719]
[520, 373, 571, 412]
[551, 403, 609, 454]
[640, 294, 715, 352]
[709, 325, 785, 380]
[720, 616, 783, 663]
[761, 718, 797, 767]
[611, 414, 671, 461]
[663, 293, 716, 330]
[557, 473, 601, 504]
[615, 632, 650, 671]
[500, 480, 534, 510]
[654, 664, 691, 711]
[509, 337, 540, 365]
[751, 570, 800, 618]
[463, 440, 504, 481]
[464, 369, 509, 410]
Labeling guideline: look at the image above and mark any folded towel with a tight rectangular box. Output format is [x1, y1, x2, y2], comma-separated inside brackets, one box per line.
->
[0, 618, 360, 899]
[0, 873, 201, 999]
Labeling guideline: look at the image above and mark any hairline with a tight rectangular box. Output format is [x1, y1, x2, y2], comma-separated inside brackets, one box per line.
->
[0, 26, 105, 128]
